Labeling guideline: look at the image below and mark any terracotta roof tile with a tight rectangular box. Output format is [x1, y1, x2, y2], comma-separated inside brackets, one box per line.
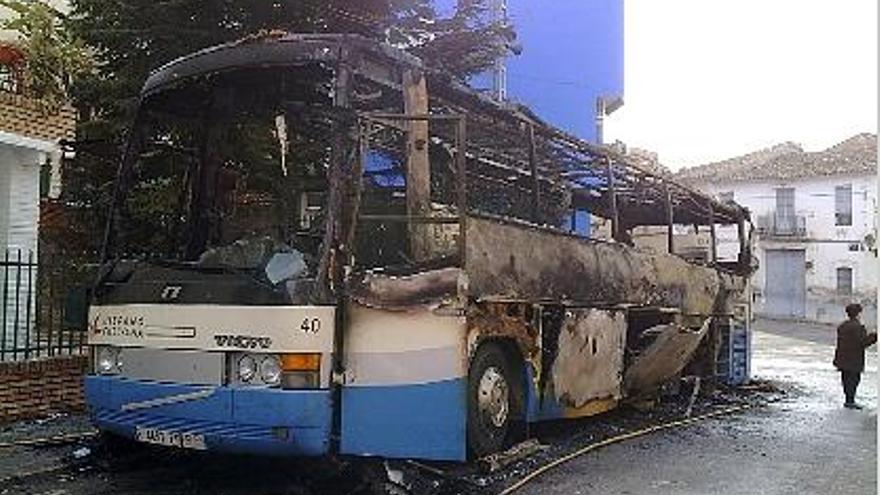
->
[676, 133, 875, 183]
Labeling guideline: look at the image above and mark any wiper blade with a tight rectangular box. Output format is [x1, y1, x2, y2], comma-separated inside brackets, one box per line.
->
[145, 258, 244, 274]
[144, 258, 277, 290]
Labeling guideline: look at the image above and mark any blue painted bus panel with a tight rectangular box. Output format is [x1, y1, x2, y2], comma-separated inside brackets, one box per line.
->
[340, 378, 467, 461]
[85, 377, 233, 422]
[234, 387, 330, 428]
[523, 363, 565, 422]
[85, 376, 332, 456]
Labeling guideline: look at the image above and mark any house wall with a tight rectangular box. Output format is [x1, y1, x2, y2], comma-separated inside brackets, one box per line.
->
[2, 146, 42, 252]
[0, 144, 44, 254]
[693, 174, 877, 324]
[0, 153, 8, 248]
[0, 93, 74, 357]
[0, 145, 42, 354]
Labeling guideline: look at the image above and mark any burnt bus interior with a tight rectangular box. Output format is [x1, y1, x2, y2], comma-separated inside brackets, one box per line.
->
[97, 34, 753, 399]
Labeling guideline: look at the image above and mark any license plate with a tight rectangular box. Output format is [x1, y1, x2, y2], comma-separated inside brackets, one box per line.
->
[135, 426, 206, 450]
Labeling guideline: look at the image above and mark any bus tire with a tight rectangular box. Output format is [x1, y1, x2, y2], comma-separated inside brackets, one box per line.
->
[467, 342, 522, 458]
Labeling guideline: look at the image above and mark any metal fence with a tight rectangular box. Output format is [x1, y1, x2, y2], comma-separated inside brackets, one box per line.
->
[0, 248, 90, 361]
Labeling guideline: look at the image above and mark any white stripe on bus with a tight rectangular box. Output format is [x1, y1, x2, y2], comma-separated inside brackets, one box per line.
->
[121, 388, 216, 412]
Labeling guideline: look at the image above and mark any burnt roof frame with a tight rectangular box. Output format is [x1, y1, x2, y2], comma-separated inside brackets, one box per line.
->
[140, 33, 749, 230]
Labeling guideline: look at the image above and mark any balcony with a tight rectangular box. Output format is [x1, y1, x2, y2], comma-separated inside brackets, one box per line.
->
[756, 213, 806, 238]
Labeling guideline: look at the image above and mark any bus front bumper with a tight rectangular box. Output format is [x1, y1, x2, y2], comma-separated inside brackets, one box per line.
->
[84, 375, 332, 456]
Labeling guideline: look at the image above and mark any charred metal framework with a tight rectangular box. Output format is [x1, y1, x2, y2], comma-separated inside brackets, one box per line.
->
[138, 33, 752, 279]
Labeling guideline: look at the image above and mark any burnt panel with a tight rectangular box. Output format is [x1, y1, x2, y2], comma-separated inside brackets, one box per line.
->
[550, 309, 626, 408]
[464, 215, 745, 314]
[623, 319, 711, 397]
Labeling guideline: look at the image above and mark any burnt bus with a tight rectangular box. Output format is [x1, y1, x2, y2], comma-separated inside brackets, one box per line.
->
[84, 33, 754, 461]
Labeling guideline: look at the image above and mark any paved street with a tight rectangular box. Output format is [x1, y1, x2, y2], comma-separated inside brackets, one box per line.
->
[521, 318, 878, 495]
[0, 318, 876, 494]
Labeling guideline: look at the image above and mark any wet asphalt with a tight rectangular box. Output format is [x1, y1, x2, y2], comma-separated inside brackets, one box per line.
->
[520, 318, 878, 495]
[0, 318, 875, 494]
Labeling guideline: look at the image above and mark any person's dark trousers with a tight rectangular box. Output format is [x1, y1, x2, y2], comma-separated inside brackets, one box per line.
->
[841, 370, 861, 404]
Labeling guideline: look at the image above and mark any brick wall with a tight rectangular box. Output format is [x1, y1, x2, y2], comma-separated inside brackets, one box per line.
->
[0, 355, 87, 423]
[0, 91, 76, 142]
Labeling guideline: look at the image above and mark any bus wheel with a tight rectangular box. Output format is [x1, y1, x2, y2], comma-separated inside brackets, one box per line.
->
[467, 343, 521, 458]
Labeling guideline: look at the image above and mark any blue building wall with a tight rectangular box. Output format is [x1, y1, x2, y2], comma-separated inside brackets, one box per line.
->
[452, 1, 624, 143]
[502, 0, 624, 143]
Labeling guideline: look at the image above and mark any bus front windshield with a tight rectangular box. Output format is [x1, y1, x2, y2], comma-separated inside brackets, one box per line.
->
[110, 66, 341, 278]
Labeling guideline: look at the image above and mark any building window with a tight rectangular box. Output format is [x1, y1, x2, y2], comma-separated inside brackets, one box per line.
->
[835, 184, 852, 226]
[774, 187, 796, 233]
[718, 191, 734, 203]
[836, 267, 853, 295]
[775, 188, 795, 216]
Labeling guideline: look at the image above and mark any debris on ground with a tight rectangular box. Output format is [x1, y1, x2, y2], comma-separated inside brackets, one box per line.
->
[478, 439, 548, 473]
[683, 376, 701, 417]
[72, 446, 91, 460]
[0, 412, 93, 446]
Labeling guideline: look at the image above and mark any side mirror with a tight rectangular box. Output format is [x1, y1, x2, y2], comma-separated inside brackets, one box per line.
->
[64, 286, 91, 331]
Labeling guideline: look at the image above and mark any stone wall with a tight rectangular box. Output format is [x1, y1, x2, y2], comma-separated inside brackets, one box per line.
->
[0, 91, 75, 142]
[0, 355, 87, 422]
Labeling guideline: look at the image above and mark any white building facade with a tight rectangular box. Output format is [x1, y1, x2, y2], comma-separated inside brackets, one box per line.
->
[678, 134, 877, 325]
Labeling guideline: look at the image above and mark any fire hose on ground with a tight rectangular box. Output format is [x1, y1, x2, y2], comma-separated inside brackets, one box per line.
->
[497, 404, 754, 495]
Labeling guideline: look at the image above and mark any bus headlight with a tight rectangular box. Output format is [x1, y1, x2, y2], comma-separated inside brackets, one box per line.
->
[229, 353, 321, 388]
[237, 355, 257, 382]
[95, 346, 121, 375]
[259, 355, 282, 385]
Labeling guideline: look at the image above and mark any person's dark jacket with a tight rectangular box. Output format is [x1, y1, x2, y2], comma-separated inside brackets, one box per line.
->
[834, 319, 877, 372]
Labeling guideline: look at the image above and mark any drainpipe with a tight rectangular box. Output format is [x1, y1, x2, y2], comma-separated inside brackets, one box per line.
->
[492, 0, 508, 101]
[595, 97, 606, 144]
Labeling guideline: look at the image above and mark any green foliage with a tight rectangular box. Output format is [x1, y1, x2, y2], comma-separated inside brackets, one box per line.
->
[404, 0, 519, 78]
[0, 0, 93, 109]
[60, 0, 516, 257]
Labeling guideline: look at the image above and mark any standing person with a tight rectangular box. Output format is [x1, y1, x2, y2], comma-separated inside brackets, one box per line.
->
[833, 303, 877, 409]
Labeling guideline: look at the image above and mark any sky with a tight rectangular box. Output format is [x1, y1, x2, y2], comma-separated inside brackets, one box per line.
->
[603, 0, 878, 170]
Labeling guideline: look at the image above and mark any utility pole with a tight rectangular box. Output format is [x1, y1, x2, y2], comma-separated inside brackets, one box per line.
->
[492, 0, 508, 101]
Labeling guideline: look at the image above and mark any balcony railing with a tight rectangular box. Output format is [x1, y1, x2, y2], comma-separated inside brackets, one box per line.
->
[756, 213, 807, 238]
